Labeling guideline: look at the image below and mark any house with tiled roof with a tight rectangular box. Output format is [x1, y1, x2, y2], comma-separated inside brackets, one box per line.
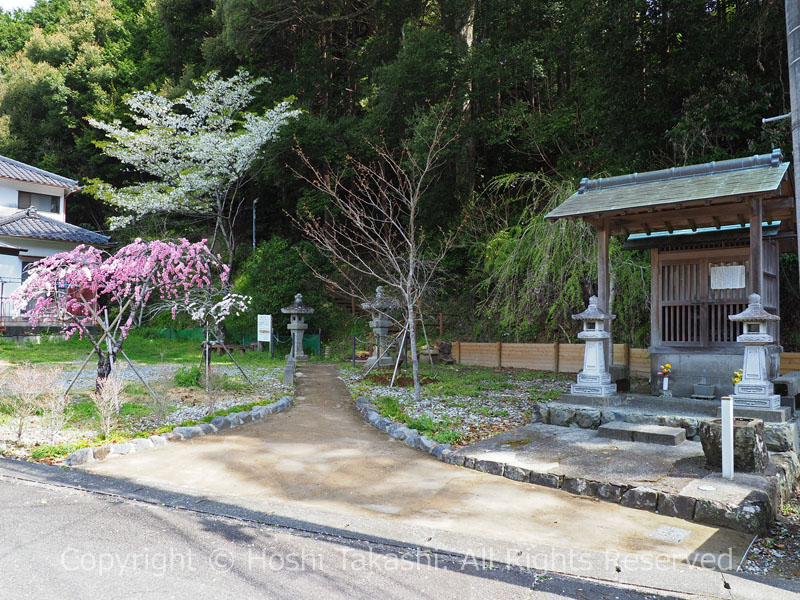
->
[0, 155, 111, 328]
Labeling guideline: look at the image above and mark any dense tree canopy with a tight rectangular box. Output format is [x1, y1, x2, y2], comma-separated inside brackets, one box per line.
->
[0, 0, 792, 343]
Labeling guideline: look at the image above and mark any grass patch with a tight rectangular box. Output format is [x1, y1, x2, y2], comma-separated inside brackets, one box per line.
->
[119, 403, 150, 419]
[174, 365, 201, 388]
[29, 441, 89, 460]
[69, 400, 98, 423]
[0, 333, 288, 367]
[371, 396, 463, 445]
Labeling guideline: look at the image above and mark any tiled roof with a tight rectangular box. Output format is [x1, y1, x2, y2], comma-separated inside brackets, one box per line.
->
[0, 155, 78, 189]
[546, 150, 791, 221]
[0, 208, 111, 246]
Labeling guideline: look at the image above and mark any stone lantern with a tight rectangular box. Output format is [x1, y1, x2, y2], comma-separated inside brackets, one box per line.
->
[281, 293, 314, 362]
[728, 293, 781, 409]
[361, 286, 399, 368]
[571, 296, 617, 396]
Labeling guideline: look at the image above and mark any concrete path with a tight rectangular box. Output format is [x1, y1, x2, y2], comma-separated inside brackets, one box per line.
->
[83, 364, 781, 597]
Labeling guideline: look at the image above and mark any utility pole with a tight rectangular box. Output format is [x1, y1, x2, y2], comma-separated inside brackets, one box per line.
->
[787, 1, 800, 287]
[253, 198, 258, 252]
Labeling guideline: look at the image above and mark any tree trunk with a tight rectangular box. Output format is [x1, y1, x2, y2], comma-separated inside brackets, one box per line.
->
[407, 304, 421, 404]
[96, 350, 115, 393]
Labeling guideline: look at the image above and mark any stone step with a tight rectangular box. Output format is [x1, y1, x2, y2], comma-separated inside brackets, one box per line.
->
[597, 422, 686, 446]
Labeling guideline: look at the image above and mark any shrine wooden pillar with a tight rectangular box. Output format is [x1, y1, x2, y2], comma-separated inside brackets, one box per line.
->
[749, 198, 763, 296]
[596, 221, 612, 364]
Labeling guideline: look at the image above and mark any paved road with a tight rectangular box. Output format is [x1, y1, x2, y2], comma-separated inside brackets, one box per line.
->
[10, 363, 796, 599]
[0, 472, 707, 599]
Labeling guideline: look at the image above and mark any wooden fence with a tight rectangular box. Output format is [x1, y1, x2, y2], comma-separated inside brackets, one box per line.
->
[451, 341, 800, 378]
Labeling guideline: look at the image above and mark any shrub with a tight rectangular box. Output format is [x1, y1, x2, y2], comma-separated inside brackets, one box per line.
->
[174, 365, 201, 388]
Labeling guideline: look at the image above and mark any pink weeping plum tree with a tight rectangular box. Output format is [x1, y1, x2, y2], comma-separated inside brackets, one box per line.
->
[12, 238, 229, 389]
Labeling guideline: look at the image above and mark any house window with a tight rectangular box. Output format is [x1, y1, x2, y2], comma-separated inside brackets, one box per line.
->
[18, 191, 60, 213]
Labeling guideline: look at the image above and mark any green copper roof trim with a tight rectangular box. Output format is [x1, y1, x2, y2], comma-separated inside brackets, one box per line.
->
[627, 220, 781, 240]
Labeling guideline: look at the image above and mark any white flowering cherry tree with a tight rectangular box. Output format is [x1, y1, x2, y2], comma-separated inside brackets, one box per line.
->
[88, 70, 301, 263]
[12, 239, 230, 396]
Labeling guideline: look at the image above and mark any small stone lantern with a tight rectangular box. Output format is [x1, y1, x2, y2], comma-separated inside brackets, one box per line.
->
[571, 296, 617, 396]
[361, 286, 399, 368]
[728, 293, 781, 409]
[281, 293, 314, 362]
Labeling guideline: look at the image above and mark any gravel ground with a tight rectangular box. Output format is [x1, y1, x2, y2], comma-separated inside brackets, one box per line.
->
[740, 490, 800, 580]
[0, 362, 290, 460]
[340, 366, 570, 446]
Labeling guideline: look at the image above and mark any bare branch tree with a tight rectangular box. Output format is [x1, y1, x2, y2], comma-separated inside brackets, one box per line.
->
[291, 105, 461, 402]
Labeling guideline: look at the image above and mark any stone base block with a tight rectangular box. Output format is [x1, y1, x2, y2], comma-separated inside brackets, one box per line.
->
[365, 355, 395, 369]
[716, 406, 792, 423]
[597, 422, 686, 446]
[732, 393, 781, 410]
[571, 383, 617, 396]
[576, 371, 612, 385]
[773, 372, 800, 399]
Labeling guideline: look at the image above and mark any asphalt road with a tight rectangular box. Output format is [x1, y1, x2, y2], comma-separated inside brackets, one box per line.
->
[0, 471, 699, 600]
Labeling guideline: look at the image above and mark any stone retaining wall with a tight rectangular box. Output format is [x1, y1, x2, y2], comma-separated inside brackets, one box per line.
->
[64, 396, 293, 468]
[541, 402, 800, 454]
[357, 396, 800, 533]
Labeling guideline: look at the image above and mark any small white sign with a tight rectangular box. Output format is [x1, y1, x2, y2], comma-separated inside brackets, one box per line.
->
[257, 314, 272, 342]
[710, 265, 745, 290]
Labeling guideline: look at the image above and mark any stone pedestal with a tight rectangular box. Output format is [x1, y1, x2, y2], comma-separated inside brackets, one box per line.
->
[361, 287, 399, 369]
[728, 294, 781, 410]
[571, 296, 617, 397]
[281, 293, 314, 362]
[698, 417, 769, 473]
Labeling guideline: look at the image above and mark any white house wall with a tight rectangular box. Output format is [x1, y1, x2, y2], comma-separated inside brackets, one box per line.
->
[0, 253, 22, 318]
[0, 179, 67, 221]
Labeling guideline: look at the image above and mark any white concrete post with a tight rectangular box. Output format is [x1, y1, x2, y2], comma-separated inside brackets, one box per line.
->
[721, 395, 734, 480]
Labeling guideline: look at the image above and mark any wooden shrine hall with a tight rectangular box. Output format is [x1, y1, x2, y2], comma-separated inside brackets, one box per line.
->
[546, 149, 796, 398]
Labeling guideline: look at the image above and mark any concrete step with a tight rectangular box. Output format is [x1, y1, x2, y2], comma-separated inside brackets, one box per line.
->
[597, 422, 686, 446]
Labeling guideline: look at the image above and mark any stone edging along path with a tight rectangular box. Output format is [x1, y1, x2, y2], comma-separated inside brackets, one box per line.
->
[63, 396, 293, 468]
[356, 396, 799, 534]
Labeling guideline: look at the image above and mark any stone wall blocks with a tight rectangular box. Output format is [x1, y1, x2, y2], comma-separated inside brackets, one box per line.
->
[63, 447, 94, 466]
[596, 482, 626, 503]
[656, 493, 696, 521]
[210, 416, 230, 431]
[530, 472, 564, 489]
[474, 459, 504, 476]
[129, 438, 155, 451]
[503, 465, 531, 482]
[109, 443, 134, 456]
[445, 453, 466, 467]
[620, 487, 658, 511]
[562, 477, 599, 497]
[92, 445, 111, 461]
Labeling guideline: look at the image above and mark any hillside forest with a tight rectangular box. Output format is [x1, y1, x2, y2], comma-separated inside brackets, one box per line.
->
[0, 0, 796, 348]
